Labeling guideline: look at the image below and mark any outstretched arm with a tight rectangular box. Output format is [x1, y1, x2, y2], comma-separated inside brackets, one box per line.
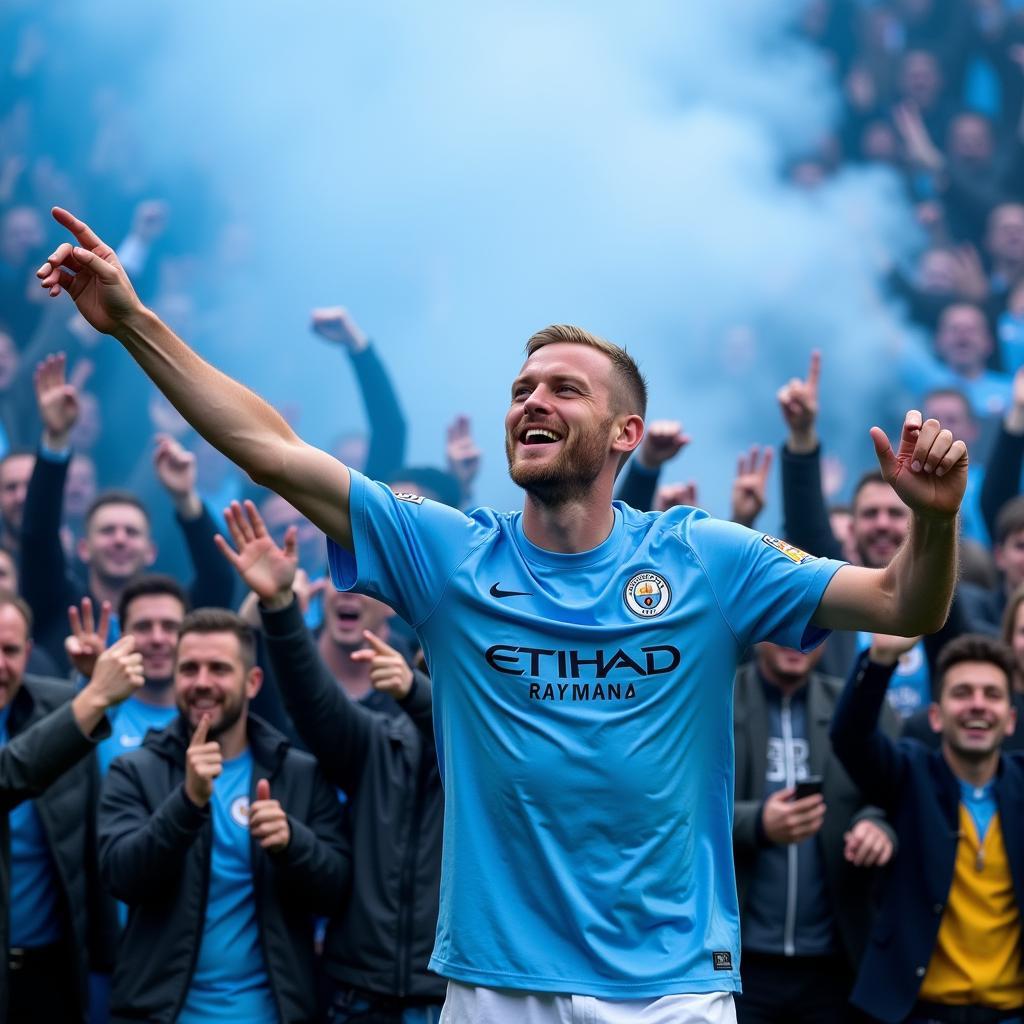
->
[38, 209, 354, 551]
[813, 410, 966, 636]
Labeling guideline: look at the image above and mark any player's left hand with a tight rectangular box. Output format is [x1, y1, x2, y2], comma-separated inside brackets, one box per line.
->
[870, 410, 967, 521]
[249, 778, 290, 853]
[843, 819, 894, 868]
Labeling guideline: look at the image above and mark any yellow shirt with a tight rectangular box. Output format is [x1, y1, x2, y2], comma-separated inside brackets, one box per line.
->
[919, 806, 1024, 1008]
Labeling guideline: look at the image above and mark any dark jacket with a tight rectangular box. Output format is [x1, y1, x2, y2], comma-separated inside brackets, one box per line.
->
[733, 663, 898, 969]
[98, 713, 350, 1024]
[1, 675, 115, 1023]
[831, 651, 1024, 1023]
[20, 449, 236, 672]
[615, 459, 660, 512]
[259, 597, 446, 1002]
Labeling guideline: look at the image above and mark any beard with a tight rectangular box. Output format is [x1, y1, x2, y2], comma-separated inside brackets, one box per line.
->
[506, 417, 612, 507]
[178, 692, 246, 739]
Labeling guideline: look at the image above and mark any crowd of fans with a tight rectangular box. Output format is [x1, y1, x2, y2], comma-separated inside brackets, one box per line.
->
[3, 2, 1024, 1023]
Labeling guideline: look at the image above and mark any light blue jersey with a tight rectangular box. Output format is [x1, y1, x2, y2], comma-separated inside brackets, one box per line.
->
[328, 471, 844, 998]
[0, 706, 61, 947]
[178, 750, 277, 1024]
[97, 696, 178, 776]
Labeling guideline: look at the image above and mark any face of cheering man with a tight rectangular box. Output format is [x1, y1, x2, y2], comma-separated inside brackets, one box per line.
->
[124, 593, 186, 690]
[852, 481, 909, 569]
[0, 453, 35, 536]
[0, 602, 31, 712]
[505, 342, 641, 506]
[321, 587, 394, 651]
[929, 660, 1016, 762]
[175, 629, 261, 741]
[78, 502, 156, 587]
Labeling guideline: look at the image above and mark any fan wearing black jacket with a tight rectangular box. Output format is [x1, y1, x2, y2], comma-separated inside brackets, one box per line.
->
[98, 608, 350, 1024]
[216, 499, 445, 1024]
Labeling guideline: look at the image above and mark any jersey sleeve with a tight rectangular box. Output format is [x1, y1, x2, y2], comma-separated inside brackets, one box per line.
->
[686, 515, 846, 651]
[327, 469, 494, 626]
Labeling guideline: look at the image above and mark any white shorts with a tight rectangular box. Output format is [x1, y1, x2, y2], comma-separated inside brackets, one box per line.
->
[439, 981, 737, 1024]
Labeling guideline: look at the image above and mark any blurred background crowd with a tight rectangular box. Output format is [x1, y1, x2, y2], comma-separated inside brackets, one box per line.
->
[4, 1, 1024, 1022]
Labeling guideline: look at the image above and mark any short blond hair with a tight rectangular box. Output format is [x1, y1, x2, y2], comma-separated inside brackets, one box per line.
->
[525, 324, 648, 419]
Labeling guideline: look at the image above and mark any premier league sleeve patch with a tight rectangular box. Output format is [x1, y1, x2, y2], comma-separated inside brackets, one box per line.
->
[624, 571, 672, 618]
[762, 535, 815, 564]
[392, 492, 425, 505]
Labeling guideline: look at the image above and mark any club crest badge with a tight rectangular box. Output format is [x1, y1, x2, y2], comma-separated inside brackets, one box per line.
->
[231, 796, 251, 828]
[624, 571, 672, 618]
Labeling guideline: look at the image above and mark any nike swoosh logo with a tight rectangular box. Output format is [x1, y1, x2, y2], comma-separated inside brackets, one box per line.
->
[490, 583, 532, 599]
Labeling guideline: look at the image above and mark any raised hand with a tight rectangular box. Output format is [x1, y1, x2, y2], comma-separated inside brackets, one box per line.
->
[34, 352, 89, 449]
[154, 433, 201, 519]
[893, 103, 944, 172]
[730, 445, 774, 528]
[844, 819, 894, 868]
[310, 307, 368, 353]
[777, 350, 819, 454]
[184, 715, 222, 807]
[83, 634, 144, 707]
[869, 410, 967, 520]
[129, 200, 169, 244]
[249, 778, 290, 853]
[36, 208, 143, 334]
[351, 629, 414, 699]
[637, 420, 690, 470]
[446, 415, 481, 498]
[654, 481, 699, 512]
[214, 499, 298, 608]
[65, 597, 111, 679]
[868, 631, 922, 666]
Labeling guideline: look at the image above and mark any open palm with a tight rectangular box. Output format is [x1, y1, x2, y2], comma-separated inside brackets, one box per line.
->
[214, 500, 298, 601]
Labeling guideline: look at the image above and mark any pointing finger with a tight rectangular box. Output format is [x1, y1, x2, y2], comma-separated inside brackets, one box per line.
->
[806, 349, 821, 392]
[52, 207, 103, 249]
[361, 630, 394, 655]
[870, 426, 895, 478]
[190, 714, 211, 747]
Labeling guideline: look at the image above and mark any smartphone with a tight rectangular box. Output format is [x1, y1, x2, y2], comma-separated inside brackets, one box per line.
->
[792, 776, 823, 800]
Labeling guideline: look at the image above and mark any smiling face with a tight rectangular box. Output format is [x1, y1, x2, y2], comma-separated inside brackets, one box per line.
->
[853, 482, 908, 568]
[0, 604, 30, 712]
[124, 593, 186, 685]
[78, 503, 156, 585]
[935, 304, 992, 378]
[930, 660, 1016, 761]
[175, 630, 261, 737]
[505, 342, 639, 505]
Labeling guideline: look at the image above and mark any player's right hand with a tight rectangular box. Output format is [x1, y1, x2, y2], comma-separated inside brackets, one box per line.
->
[184, 715, 222, 807]
[761, 787, 826, 845]
[37, 208, 143, 334]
